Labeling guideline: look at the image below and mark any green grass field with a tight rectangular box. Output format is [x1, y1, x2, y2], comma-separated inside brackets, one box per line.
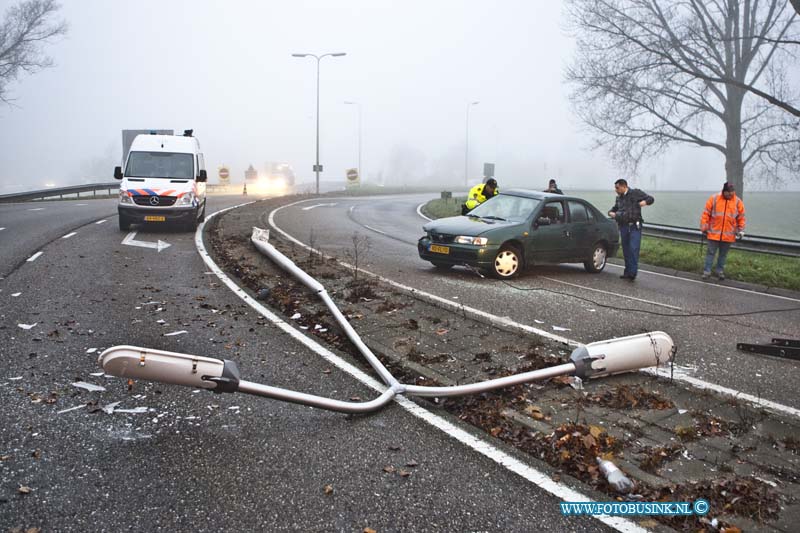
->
[422, 198, 800, 291]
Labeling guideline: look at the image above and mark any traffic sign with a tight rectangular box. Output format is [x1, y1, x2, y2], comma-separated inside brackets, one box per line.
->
[346, 168, 360, 188]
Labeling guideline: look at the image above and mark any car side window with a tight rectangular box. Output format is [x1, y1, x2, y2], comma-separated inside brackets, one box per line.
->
[568, 201, 588, 223]
[542, 201, 565, 224]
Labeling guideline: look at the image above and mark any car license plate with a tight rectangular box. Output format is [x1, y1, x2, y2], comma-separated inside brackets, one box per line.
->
[430, 244, 450, 254]
[144, 215, 166, 222]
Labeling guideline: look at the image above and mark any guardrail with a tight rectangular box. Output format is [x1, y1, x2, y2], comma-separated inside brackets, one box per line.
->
[644, 222, 800, 258]
[0, 182, 239, 203]
[0, 182, 119, 203]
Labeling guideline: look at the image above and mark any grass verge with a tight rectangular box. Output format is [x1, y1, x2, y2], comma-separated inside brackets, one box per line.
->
[422, 198, 800, 292]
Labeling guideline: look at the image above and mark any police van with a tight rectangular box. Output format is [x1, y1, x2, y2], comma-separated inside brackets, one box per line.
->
[114, 130, 207, 231]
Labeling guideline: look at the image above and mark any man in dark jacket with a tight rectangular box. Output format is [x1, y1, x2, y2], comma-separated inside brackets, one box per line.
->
[544, 179, 563, 195]
[608, 179, 654, 281]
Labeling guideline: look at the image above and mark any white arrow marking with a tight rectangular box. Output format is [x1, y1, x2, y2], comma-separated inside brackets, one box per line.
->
[121, 231, 171, 252]
[301, 202, 338, 211]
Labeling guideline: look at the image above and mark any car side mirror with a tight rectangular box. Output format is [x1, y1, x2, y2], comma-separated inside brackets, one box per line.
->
[114, 166, 123, 180]
[197, 169, 207, 182]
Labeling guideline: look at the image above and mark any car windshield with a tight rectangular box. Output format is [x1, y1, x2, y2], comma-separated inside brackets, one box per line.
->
[125, 151, 194, 179]
[468, 195, 540, 222]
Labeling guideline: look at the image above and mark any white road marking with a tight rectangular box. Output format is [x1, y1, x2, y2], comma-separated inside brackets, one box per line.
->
[416, 202, 432, 221]
[0, 227, 6, 231]
[196, 203, 646, 533]
[62, 232, 77, 239]
[362, 224, 390, 237]
[75, 203, 88, 206]
[606, 263, 800, 303]
[301, 202, 338, 211]
[95, 219, 107, 225]
[121, 231, 171, 252]
[540, 276, 683, 311]
[26, 251, 43, 262]
[269, 197, 800, 420]
[28, 208, 45, 211]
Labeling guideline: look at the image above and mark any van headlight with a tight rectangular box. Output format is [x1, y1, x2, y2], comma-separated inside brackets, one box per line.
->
[119, 190, 132, 204]
[178, 192, 195, 206]
[455, 236, 488, 245]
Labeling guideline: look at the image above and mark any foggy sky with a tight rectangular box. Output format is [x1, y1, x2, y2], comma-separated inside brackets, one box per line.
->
[0, 0, 793, 194]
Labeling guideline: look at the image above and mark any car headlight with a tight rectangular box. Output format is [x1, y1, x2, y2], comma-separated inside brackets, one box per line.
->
[178, 192, 195, 206]
[119, 190, 132, 204]
[455, 236, 488, 246]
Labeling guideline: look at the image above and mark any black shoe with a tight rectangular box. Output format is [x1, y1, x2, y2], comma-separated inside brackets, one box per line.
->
[627, 276, 636, 281]
[620, 274, 630, 279]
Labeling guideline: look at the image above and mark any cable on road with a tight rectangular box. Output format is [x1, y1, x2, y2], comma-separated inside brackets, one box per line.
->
[462, 265, 800, 318]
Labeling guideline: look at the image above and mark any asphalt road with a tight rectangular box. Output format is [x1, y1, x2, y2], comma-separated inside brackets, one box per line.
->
[0, 195, 608, 532]
[270, 194, 800, 411]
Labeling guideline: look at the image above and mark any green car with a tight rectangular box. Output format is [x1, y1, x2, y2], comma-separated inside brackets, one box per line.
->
[418, 189, 620, 278]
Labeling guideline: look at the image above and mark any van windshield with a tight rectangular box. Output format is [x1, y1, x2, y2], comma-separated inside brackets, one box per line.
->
[126, 152, 194, 179]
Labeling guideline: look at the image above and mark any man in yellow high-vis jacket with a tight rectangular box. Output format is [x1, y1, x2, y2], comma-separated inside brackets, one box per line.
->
[462, 178, 498, 215]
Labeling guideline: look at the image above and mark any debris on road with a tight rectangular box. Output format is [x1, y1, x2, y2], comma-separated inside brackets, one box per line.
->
[71, 381, 106, 392]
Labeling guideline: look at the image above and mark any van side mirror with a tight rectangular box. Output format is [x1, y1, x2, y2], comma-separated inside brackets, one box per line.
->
[114, 166, 123, 180]
[197, 169, 207, 182]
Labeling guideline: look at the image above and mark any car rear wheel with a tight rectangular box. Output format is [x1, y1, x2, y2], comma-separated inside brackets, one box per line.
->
[584, 242, 607, 273]
[493, 245, 522, 278]
[431, 261, 452, 270]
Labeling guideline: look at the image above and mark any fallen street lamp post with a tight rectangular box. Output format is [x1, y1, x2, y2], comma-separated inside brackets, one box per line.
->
[99, 227, 676, 415]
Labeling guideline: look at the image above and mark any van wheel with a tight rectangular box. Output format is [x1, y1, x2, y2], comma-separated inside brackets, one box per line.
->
[584, 242, 608, 273]
[493, 245, 522, 278]
[185, 208, 199, 231]
[119, 216, 131, 231]
[198, 203, 206, 223]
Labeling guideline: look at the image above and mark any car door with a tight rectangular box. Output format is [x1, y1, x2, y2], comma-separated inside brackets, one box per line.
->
[527, 200, 570, 264]
[566, 200, 594, 261]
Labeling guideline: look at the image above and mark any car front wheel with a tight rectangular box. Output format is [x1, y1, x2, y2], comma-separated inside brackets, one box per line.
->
[584, 242, 607, 273]
[493, 245, 522, 278]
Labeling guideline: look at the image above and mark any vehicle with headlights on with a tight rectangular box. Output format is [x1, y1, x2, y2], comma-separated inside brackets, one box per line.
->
[114, 130, 207, 231]
[418, 189, 619, 278]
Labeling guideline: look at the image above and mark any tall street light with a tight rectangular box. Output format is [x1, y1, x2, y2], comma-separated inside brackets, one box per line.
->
[292, 52, 347, 194]
[344, 101, 362, 182]
[465, 101, 480, 186]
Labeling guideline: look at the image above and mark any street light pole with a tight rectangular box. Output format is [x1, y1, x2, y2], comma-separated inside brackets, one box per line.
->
[465, 101, 479, 187]
[292, 52, 347, 195]
[344, 101, 362, 181]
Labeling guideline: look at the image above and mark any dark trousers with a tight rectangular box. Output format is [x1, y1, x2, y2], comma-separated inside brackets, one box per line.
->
[620, 224, 642, 277]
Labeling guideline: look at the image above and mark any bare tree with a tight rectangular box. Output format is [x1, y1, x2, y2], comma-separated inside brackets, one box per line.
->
[0, 0, 67, 105]
[565, 0, 799, 194]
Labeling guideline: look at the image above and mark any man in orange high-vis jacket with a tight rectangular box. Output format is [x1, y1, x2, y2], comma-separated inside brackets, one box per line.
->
[700, 182, 746, 281]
